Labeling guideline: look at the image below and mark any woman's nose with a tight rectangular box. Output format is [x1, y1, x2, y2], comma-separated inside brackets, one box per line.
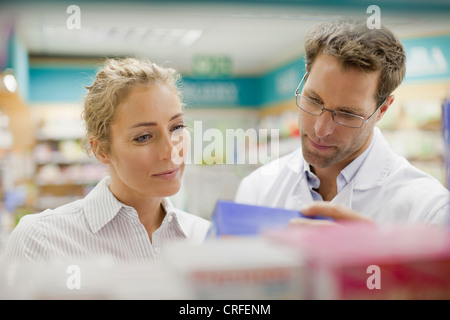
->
[159, 133, 174, 161]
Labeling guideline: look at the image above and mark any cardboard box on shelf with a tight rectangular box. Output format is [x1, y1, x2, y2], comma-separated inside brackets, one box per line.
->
[265, 223, 450, 299]
[164, 237, 305, 300]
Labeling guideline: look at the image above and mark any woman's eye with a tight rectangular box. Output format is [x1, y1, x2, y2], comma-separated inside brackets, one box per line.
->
[134, 134, 151, 143]
[172, 124, 186, 132]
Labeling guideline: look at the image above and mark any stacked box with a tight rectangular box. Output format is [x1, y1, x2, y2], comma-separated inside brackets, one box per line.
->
[164, 237, 305, 299]
[265, 223, 450, 299]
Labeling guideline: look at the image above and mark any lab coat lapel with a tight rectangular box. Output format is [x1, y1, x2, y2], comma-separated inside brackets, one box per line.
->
[271, 148, 312, 210]
[352, 127, 395, 191]
[331, 179, 354, 208]
[330, 128, 394, 210]
[290, 167, 316, 209]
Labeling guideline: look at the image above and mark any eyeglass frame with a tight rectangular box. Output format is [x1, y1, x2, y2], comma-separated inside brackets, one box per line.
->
[294, 72, 386, 129]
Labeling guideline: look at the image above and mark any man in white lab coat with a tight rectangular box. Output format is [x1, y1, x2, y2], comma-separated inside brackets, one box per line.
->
[235, 19, 449, 225]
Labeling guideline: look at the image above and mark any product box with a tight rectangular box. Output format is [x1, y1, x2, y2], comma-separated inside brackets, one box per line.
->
[0, 260, 192, 299]
[164, 237, 305, 300]
[265, 223, 450, 299]
[208, 200, 330, 237]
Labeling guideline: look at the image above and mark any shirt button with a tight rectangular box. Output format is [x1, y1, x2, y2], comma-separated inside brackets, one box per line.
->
[154, 247, 160, 254]
[167, 214, 173, 222]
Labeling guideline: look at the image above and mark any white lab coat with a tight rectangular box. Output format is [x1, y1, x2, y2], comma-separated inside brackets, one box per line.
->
[235, 127, 450, 225]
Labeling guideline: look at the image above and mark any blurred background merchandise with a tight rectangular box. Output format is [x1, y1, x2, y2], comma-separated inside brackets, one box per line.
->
[0, 0, 449, 240]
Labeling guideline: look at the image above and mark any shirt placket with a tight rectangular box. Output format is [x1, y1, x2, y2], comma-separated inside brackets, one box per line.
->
[151, 231, 161, 260]
[305, 170, 322, 201]
[123, 207, 157, 260]
[150, 212, 174, 260]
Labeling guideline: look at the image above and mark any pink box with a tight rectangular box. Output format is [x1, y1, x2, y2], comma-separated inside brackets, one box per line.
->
[265, 223, 450, 299]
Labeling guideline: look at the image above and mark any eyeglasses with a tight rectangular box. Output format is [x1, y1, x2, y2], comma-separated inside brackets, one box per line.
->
[294, 73, 385, 129]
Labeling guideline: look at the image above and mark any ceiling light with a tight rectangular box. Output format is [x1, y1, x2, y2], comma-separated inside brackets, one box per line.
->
[179, 29, 202, 47]
[43, 25, 203, 48]
[1, 73, 17, 93]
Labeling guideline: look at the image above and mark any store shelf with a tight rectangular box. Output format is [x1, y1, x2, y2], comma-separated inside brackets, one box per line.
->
[30, 104, 107, 211]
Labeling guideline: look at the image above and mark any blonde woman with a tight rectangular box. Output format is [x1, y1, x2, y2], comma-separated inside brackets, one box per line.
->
[2, 58, 210, 262]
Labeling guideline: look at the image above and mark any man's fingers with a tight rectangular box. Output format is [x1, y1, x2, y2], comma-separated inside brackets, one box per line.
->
[289, 217, 339, 227]
[300, 201, 373, 223]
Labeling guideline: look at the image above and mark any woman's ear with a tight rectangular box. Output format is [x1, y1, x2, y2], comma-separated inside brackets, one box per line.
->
[90, 138, 110, 164]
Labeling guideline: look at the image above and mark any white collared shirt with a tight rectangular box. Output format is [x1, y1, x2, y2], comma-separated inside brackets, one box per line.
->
[2, 177, 211, 263]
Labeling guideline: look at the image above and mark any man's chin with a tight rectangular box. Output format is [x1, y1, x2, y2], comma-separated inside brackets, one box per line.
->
[303, 154, 331, 169]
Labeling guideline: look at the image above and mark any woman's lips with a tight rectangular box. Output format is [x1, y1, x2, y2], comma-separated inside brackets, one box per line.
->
[152, 168, 180, 180]
[309, 138, 333, 150]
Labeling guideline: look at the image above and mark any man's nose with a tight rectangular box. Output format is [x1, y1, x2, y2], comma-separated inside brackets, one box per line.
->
[314, 110, 335, 138]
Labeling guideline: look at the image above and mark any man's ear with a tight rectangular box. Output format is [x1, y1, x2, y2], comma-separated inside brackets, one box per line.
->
[376, 94, 395, 122]
[90, 138, 110, 164]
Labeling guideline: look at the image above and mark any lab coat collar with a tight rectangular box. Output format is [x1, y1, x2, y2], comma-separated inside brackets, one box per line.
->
[286, 147, 304, 174]
[351, 127, 396, 191]
[291, 155, 315, 206]
[330, 128, 394, 207]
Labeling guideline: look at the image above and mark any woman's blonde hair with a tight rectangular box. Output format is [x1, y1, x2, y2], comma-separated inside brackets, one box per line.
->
[81, 58, 182, 156]
[304, 19, 406, 107]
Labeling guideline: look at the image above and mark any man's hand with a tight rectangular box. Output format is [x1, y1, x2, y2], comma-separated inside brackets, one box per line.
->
[289, 201, 373, 227]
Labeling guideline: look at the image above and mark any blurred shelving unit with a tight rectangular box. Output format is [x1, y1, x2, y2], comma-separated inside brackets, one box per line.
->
[0, 78, 35, 248]
[0, 110, 14, 251]
[258, 99, 300, 159]
[176, 108, 262, 219]
[30, 104, 107, 211]
[377, 82, 450, 186]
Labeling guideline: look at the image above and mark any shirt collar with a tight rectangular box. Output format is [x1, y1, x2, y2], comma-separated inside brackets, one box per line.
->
[84, 177, 189, 238]
[84, 176, 123, 233]
[302, 159, 320, 190]
[160, 197, 189, 239]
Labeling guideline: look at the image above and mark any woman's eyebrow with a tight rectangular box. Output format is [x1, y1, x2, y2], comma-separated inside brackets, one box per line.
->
[127, 112, 184, 129]
[170, 112, 184, 121]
